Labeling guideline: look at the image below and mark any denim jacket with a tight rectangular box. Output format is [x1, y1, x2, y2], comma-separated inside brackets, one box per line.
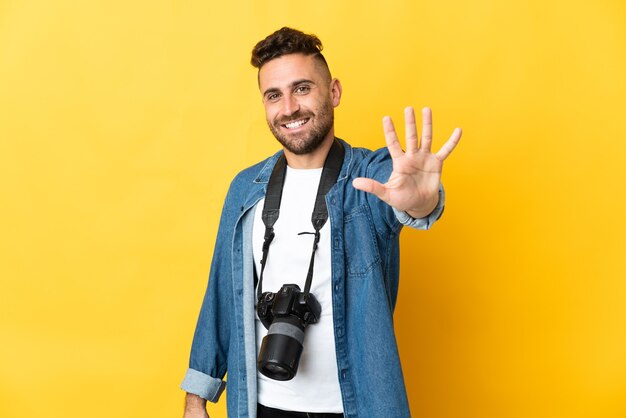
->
[181, 139, 444, 418]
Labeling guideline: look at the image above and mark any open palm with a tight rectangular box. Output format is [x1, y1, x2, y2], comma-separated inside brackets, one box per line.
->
[352, 106, 462, 219]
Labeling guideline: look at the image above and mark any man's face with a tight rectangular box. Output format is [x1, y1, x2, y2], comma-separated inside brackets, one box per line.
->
[258, 53, 341, 155]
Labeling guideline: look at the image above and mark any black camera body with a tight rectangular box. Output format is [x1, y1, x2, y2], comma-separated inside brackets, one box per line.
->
[256, 284, 321, 381]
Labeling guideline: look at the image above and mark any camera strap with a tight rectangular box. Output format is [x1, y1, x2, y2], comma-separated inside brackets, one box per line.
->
[257, 139, 344, 301]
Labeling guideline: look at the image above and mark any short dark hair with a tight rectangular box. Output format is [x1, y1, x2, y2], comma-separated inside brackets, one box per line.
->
[251, 27, 329, 72]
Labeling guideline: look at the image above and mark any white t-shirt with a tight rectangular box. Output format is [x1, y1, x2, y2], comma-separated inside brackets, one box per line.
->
[253, 166, 343, 413]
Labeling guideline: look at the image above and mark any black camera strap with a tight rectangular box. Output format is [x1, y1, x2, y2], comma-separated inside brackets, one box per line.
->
[256, 140, 344, 301]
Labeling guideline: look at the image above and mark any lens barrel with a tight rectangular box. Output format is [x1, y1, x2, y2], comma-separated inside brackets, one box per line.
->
[257, 316, 305, 381]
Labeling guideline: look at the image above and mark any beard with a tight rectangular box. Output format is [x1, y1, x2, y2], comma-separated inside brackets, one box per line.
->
[267, 100, 334, 155]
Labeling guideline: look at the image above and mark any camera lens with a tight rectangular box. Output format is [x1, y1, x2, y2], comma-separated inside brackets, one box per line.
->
[257, 316, 305, 381]
[260, 362, 292, 381]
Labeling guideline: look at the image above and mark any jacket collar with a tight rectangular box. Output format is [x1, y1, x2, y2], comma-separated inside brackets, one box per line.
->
[253, 138, 353, 184]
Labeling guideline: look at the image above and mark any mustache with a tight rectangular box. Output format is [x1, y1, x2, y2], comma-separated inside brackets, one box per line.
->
[275, 111, 313, 125]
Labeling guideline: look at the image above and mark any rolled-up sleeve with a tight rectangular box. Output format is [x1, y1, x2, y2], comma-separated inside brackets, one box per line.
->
[393, 183, 445, 230]
[181, 368, 226, 402]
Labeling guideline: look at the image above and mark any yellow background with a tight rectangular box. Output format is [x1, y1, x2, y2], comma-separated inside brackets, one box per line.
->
[1, 0, 625, 417]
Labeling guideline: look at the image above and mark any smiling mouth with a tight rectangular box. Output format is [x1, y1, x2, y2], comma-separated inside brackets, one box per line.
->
[281, 118, 310, 130]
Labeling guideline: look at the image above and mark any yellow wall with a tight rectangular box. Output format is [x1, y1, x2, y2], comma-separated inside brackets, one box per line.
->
[1, 1, 625, 417]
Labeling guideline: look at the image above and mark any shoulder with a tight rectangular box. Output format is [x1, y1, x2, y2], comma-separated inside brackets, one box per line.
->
[231, 158, 270, 186]
[341, 140, 392, 181]
[223, 150, 281, 203]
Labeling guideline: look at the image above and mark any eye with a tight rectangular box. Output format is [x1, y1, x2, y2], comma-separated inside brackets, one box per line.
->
[265, 92, 281, 102]
[294, 85, 311, 94]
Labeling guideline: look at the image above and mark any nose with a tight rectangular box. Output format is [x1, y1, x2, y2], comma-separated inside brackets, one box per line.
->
[281, 93, 300, 117]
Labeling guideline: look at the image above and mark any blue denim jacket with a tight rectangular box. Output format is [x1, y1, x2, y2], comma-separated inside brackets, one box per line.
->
[181, 139, 444, 418]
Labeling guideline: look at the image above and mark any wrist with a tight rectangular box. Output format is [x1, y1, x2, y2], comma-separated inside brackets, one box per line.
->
[406, 193, 439, 219]
[185, 393, 207, 411]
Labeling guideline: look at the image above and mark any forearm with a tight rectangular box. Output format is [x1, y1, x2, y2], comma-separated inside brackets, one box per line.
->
[184, 393, 209, 418]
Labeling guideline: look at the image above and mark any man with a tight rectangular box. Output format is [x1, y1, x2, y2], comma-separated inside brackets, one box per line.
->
[182, 27, 461, 418]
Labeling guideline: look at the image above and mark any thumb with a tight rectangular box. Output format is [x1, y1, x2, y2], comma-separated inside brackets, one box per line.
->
[352, 177, 388, 201]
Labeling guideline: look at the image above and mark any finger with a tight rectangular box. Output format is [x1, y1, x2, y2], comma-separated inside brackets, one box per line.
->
[421, 107, 433, 152]
[435, 127, 462, 160]
[352, 177, 389, 202]
[404, 106, 419, 154]
[383, 116, 404, 159]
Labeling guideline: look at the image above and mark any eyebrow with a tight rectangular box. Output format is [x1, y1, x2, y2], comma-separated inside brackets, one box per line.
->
[262, 78, 316, 98]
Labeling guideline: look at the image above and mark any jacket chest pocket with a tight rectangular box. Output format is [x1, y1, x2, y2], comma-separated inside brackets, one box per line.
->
[343, 205, 382, 276]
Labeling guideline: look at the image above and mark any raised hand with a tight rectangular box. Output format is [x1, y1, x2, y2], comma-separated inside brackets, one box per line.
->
[352, 106, 461, 219]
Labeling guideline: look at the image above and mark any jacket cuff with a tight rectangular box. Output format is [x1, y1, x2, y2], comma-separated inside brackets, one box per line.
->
[180, 368, 226, 403]
[393, 183, 445, 230]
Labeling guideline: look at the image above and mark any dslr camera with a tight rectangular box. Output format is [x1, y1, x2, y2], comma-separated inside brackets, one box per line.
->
[256, 284, 321, 381]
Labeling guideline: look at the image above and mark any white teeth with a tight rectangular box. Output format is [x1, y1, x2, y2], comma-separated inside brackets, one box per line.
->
[284, 119, 307, 129]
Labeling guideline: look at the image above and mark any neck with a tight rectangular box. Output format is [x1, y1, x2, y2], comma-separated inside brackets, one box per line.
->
[283, 132, 335, 169]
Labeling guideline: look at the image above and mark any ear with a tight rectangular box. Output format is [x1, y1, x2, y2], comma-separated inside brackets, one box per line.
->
[330, 78, 342, 107]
